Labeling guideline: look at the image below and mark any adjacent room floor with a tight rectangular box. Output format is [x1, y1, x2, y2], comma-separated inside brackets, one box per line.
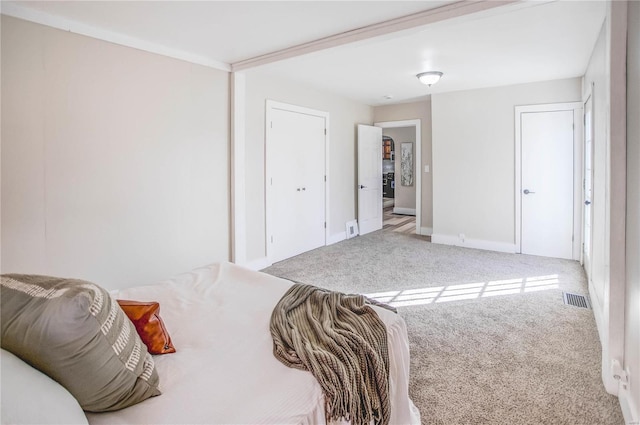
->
[263, 230, 624, 425]
[383, 206, 431, 242]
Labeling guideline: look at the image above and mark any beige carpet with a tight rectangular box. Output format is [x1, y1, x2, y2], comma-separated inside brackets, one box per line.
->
[263, 231, 624, 425]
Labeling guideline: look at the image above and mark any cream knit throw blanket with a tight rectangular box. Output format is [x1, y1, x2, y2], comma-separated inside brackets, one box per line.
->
[270, 283, 395, 425]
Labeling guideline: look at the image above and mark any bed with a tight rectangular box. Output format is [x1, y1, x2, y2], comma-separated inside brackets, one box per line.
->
[1, 262, 421, 424]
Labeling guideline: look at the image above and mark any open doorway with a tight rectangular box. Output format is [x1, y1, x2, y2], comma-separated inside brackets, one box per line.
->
[374, 119, 421, 235]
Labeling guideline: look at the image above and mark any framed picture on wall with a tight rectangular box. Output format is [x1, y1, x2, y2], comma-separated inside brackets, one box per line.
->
[401, 142, 413, 186]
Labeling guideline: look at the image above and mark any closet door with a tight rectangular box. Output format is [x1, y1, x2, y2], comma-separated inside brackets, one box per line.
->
[268, 106, 326, 263]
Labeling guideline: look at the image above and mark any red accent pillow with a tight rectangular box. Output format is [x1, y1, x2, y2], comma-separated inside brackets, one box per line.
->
[117, 300, 176, 354]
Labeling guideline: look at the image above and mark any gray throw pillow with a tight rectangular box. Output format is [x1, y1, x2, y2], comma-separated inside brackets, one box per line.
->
[1, 274, 161, 412]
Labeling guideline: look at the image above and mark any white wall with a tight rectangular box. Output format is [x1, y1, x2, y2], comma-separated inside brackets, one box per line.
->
[1, 16, 230, 289]
[623, 1, 640, 421]
[244, 71, 373, 265]
[382, 127, 416, 212]
[373, 99, 432, 232]
[431, 78, 581, 251]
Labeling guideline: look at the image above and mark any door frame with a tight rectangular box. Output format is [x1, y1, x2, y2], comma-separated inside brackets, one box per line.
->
[514, 102, 583, 260]
[265, 100, 330, 264]
[582, 88, 594, 273]
[374, 119, 422, 235]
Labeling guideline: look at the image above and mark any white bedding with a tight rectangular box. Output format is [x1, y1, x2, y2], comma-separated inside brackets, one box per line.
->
[86, 262, 420, 425]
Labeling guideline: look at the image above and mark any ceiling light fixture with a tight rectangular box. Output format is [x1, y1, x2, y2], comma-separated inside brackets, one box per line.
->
[416, 71, 443, 87]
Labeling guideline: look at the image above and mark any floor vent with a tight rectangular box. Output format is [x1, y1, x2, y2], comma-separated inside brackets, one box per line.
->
[563, 292, 591, 309]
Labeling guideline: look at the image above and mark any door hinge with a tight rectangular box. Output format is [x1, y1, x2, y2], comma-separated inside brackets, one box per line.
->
[270, 121, 273, 129]
[324, 175, 327, 182]
[612, 359, 630, 387]
[324, 222, 326, 229]
[324, 128, 327, 135]
[270, 235, 273, 243]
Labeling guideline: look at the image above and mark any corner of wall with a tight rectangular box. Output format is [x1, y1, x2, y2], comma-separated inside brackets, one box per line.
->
[328, 232, 347, 246]
[420, 227, 433, 236]
[242, 257, 273, 272]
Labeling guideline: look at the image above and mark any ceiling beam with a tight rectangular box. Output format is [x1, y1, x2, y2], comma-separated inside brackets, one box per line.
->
[231, 0, 518, 72]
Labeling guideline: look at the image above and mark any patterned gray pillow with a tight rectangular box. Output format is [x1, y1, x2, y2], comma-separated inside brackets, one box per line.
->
[1, 274, 161, 412]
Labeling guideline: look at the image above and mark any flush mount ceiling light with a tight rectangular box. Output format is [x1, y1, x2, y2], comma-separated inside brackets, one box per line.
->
[416, 71, 443, 87]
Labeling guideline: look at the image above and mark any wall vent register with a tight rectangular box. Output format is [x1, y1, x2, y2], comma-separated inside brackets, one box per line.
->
[562, 292, 591, 309]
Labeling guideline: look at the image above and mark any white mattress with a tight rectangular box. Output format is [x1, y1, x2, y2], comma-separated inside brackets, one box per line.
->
[86, 262, 421, 425]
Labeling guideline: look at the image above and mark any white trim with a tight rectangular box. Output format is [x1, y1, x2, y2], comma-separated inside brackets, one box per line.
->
[244, 257, 272, 272]
[573, 106, 585, 261]
[1, 2, 231, 72]
[265, 100, 330, 265]
[420, 227, 433, 236]
[602, 0, 628, 397]
[392, 207, 416, 216]
[374, 119, 422, 236]
[230, 73, 246, 265]
[325, 117, 331, 250]
[231, 0, 517, 71]
[619, 386, 639, 425]
[588, 278, 605, 340]
[328, 232, 347, 246]
[432, 234, 517, 254]
[515, 109, 522, 252]
[582, 86, 594, 273]
[514, 102, 583, 260]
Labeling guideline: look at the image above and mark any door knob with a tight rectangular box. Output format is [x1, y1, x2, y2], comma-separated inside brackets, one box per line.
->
[523, 189, 535, 195]
[585, 200, 592, 205]
[302, 187, 306, 191]
[359, 185, 366, 189]
[296, 188, 301, 191]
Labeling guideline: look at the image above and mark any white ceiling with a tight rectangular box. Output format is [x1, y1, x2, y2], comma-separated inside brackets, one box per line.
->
[3, 0, 606, 106]
[253, 0, 606, 105]
[4, 1, 455, 63]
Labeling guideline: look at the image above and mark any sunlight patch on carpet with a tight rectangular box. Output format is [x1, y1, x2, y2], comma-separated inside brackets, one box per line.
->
[366, 274, 559, 307]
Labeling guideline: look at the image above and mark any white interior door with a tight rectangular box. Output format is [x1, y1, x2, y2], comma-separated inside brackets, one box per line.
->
[269, 107, 326, 263]
[357, 124, 383, 235]
[583, 95, 594, 273]
[521, 110, 575, 259]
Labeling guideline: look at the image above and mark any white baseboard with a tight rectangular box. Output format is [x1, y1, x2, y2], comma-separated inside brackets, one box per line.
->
[587, 281, 620, 395]
[393, 207, 416, 216]
[328, 232, 347, 245]
[587, 279, 605, 352]
[243, 257, 272, 271]
[588, 281, 605, 349]
[420, 226, 433, 236]
[431, 234, 516, 253]
[619, 385, 639, 425]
